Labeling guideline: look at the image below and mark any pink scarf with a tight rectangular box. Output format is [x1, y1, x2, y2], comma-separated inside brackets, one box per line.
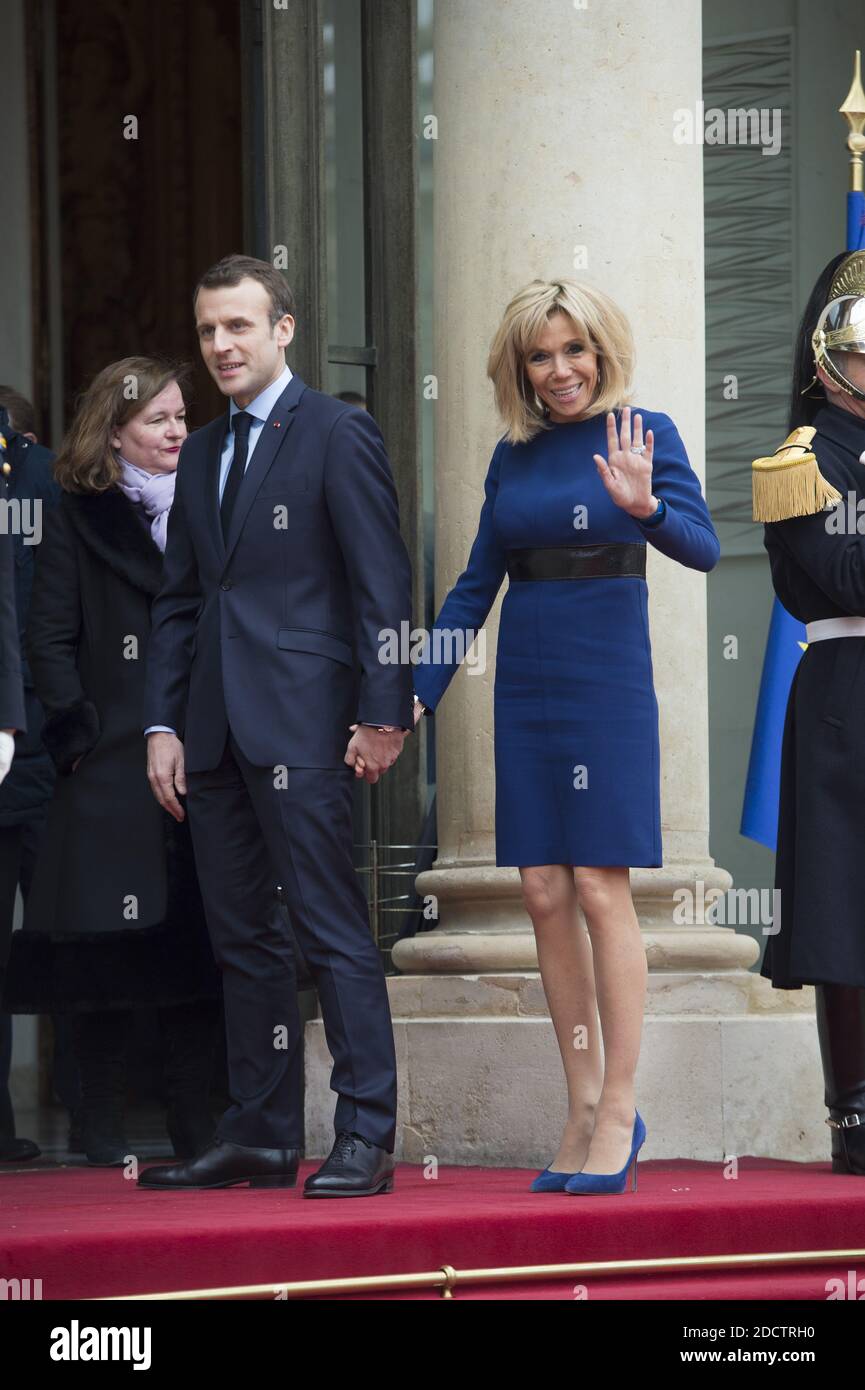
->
[116, 456, 177, 553]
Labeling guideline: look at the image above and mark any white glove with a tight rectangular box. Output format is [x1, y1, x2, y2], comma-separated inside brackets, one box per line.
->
[0, 730, 14, 785]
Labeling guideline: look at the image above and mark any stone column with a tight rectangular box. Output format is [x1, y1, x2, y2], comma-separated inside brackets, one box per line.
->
[394, 0, 750, 979]
[305, 0, 824, 1165]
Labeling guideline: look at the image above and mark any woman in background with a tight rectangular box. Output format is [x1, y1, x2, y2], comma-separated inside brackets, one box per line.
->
[2, 357, 222, 1166]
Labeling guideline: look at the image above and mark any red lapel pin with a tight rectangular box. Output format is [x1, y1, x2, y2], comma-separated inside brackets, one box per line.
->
[273, 421, 281, 429]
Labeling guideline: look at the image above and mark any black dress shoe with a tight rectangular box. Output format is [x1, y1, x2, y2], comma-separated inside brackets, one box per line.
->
[0, 1136, 41, 1163]
[303, 1130, 394, 1198]
[138, 1137, 299, 1189]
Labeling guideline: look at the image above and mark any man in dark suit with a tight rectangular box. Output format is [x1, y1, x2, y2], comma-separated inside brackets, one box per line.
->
[138, 255, 414, 1195]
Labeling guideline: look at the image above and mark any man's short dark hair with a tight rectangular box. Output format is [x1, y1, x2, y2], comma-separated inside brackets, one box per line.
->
[0, 385, 36, 437]
[193, 254, 296, 329]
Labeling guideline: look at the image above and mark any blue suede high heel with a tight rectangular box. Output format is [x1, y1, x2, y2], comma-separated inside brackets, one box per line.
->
[564, 1111, 646, 1195]
[529, 1165, 581, 1193]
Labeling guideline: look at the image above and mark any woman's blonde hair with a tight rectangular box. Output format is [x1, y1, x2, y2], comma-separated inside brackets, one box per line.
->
[487, 278, 635, 444]
[54, 356, 191, 494]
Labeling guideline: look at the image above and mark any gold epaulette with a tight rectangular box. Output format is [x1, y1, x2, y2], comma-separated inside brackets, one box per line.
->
[752, 426, 842, 522]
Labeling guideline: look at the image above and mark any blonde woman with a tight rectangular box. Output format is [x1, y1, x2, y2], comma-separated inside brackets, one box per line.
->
[411, 279, 719, 1194]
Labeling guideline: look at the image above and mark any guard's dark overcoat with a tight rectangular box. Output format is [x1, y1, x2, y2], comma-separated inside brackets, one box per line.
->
[763, 402, 865, 988]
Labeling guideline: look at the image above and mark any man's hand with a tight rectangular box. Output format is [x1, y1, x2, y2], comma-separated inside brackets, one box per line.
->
[344, 724, 406, 783]
[146, 731, 187, 821]
[0, 730, 14, 786]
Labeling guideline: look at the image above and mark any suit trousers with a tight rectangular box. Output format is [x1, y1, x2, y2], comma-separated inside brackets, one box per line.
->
[185, 733, 397, 1151]
[0, 820, 42, 1138]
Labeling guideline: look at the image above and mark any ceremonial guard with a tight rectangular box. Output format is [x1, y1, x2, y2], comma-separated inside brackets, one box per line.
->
[753, 248, 865, 1176]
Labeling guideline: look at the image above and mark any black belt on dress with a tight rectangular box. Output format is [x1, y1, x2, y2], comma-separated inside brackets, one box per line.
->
[505, 542, 647, 582]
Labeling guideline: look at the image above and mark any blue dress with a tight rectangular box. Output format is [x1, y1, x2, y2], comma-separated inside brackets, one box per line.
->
[413, 408, 720, 867]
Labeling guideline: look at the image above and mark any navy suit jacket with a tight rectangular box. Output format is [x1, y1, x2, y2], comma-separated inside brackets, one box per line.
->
[144, 373, 415, 771]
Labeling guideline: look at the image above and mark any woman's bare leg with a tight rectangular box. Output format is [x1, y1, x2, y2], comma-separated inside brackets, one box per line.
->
[573, 865, 646, 1173]
[520, 864, 604, 1171]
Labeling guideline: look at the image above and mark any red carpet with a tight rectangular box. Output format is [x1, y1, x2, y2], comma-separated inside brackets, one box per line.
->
[2, 1157, 865, 1300]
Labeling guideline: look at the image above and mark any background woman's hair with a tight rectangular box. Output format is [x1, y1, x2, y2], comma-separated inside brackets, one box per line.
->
[487, 277, 635, 445]
[788, 251, 849, 431]
[53, 357, 192, 494]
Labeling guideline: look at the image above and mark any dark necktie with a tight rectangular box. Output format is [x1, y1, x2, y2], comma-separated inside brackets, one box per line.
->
[220, 411, 253, 541]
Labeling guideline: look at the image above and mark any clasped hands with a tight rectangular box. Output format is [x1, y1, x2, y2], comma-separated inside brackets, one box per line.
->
[345, 697, 426, 782]
[344, 723, 406, 783]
